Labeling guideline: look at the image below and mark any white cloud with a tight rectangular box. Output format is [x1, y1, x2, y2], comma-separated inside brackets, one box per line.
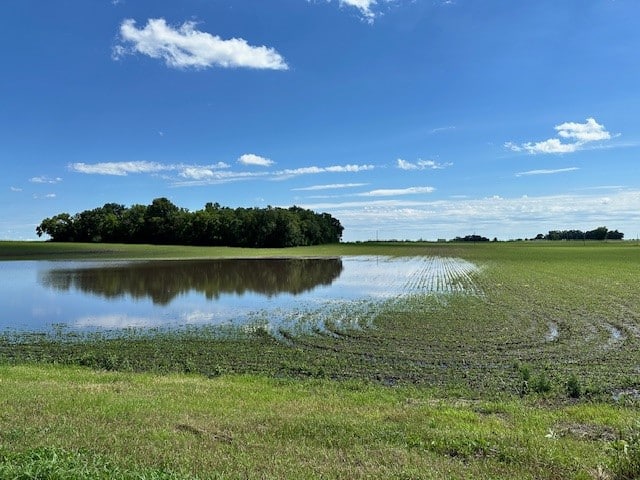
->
[114, 18, 288, 70]
[522, 138, 579, 154]
[238, 153, 274, 167]
[429, 125, 456, 134]
[69, 158, 374, 186]
[33, 193, 57, 200]
[326, 164, 375, 173]
[178, 163, 232, 180]
[397, 158, 452, 170]
[69, 161, 170, 176]
[310, 0, 388, 23]
[506, 118, 614, 155]
[10, 186, 23, 192]
[293, 183, 368, 191]
[516, 167, 579, 177]
[276, 164, 374, 179]
[556, 118, 611, 142]
[340, 0, 377, 22]
[172, 170, 269, 186]
[29, 176, 62, 184]
[359, 186, 435, 197]
[300, 189, 640, 241]
[179, 167, 215, 180]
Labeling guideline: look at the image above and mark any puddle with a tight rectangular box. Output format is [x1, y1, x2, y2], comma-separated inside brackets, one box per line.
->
[545, 322, 559, 342]
[604, 323, 624, 345]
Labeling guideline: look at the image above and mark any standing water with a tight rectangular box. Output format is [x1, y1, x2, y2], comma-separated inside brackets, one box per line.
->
[0, 256, 480, 335]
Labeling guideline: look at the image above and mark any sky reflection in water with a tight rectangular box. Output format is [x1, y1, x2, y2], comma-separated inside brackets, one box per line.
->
[0, 256, 479, 334]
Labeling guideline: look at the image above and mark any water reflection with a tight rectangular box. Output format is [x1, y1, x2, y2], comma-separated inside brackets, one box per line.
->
[0, 256, 480, 335]
[38, 258, 344, 305]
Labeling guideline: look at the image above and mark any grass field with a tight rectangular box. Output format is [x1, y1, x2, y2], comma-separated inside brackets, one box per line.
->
[1, 240, 639, 478]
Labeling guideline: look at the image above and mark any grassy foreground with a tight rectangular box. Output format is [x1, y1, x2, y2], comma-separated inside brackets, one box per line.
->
[1, 364, 639, 479]
[2, 240, 640, 478]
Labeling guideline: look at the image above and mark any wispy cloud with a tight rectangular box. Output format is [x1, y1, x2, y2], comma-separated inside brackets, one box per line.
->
[429, 125, 456, 134]
[10, 186, 23, 192]
[179, 166, 216, 181]
[69, 161, 171, 176]
[358, 186, 435, 197]
[113, 18, 288, 70]
[311, 0, 397, 24]
[515, 167, 579, 177]
[238, 153, 274, 167]
[505, 118, 614, 155]
[397, 158, 452, 170]
[339, 0, 378, 23]
[274, 164, 375, 180]
[29, 176, 62, 184]
[33, 193, 57, 199]
[69, 158, 375, 186]
[293, 183, 368, 191]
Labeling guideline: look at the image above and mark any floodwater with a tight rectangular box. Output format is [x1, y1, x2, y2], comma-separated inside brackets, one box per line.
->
[0, 256, 480, 335]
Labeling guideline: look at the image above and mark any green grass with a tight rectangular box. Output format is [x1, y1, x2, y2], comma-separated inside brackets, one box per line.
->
[1, 364, 638, 479]
[2, 240, 640, 477]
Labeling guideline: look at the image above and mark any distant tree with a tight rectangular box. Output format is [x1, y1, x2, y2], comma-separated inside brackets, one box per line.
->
[607, 229, 624, 240]
[544, 226, 624, 241]
[585, 226, 609, 241]
[453, 234, 490, 242]
[36, 199, 344, 248]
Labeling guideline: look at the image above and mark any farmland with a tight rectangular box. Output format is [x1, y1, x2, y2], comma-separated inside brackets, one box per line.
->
[1, 240, 639, 478]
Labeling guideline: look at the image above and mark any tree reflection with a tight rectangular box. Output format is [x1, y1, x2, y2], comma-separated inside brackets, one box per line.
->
[39, 258, 343, 305]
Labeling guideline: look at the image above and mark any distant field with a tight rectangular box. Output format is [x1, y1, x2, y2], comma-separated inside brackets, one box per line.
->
[2, 240, 639, 396]
[1, 240, 640, 478]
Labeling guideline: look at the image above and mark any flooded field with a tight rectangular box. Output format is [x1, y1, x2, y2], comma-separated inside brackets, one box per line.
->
[0, 256, 480, 335]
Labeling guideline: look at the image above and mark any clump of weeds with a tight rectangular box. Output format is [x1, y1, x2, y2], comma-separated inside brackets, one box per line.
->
[605, 422, 640, 480]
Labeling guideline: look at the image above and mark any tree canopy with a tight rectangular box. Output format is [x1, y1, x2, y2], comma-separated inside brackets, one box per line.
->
[36, 199, 344, 248]
[539, 227, 624, 241]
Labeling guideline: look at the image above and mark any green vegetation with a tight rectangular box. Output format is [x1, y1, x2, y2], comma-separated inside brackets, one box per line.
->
[1, 240, 640, 478]
[35, 198, 344, 247]
[542, 226, 624, 241]
[1, 365, 639, 479]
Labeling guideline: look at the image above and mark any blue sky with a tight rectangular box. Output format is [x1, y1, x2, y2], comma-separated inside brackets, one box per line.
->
[2, 0, 639, 242]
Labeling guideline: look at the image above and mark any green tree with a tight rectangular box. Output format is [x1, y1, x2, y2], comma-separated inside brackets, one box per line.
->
[36, 213, 75, 241]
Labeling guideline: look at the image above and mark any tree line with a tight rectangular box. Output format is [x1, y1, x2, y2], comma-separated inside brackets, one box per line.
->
[36, 198, 344, 247]
[534, 226, 624, 241]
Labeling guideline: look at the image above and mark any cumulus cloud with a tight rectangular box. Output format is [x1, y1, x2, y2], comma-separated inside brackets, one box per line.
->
[516, 167, 579, 177]
[238, 153, 274, 167]
[505, 118, 614, 155]
[556, 118, 611, 142]
[397, 159, 452, 170]
[359, 186, 435, 197]
[69, 161, 171, 176]
[113, 18, 288, 70]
